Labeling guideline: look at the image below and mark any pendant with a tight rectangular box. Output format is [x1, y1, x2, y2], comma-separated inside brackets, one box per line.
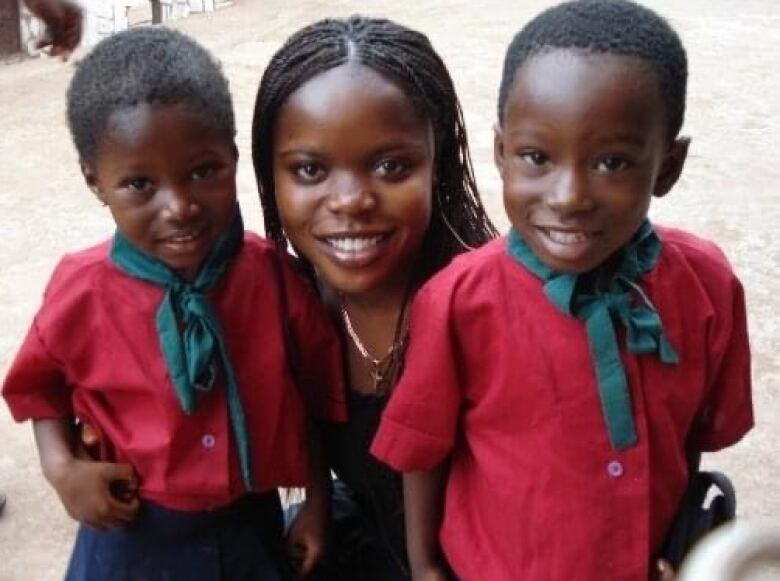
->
[369, 361, 384, 392]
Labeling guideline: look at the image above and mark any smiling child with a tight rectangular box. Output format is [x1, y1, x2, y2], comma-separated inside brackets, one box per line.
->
[2, 27, 344, 581]
[371, 2, 754, 580]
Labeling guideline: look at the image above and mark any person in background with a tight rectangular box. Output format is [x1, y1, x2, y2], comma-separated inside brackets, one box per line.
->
[21, 0, 82, 58]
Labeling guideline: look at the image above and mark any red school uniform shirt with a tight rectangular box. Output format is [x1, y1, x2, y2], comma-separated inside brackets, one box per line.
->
[371, 227, 752, 581]
[3, 233, 346, 511]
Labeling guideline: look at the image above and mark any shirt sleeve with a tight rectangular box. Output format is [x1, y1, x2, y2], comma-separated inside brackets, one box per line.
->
[279, 254, 347, 423]
[370, 281, 463, 472]
[690, 273, 753, 452]
[2, 315, 72, 421]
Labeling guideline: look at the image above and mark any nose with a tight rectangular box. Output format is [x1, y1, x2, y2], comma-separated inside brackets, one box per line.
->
[545, 166, 595, 215]
[325, 172, 377, 215]
[160, 185, 200, 222]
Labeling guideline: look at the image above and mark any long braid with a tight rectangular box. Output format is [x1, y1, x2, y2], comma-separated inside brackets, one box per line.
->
[252, 19, 495, 571]
[252, 16, 497, 285]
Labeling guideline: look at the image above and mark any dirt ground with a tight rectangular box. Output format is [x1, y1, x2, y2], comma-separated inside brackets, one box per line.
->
[0, 1, 777, 579]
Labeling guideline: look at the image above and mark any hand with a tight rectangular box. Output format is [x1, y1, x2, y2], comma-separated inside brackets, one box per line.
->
[46, 457, 139, 530]
[654, 558, 676, 581]
[286, 497, 327, 578]
[411, 564, 450, 581]
[22, 0, 83, 59]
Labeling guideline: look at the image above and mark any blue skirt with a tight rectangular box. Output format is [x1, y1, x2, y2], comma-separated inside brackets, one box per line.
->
[65, 491, 290, 581]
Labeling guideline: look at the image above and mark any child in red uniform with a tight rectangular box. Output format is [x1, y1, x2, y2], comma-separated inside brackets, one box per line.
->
[2, 27, 344, 580]
[371, 1, 753, 580]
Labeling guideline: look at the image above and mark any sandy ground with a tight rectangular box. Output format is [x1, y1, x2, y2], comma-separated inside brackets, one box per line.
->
[0, 1, 777, 579]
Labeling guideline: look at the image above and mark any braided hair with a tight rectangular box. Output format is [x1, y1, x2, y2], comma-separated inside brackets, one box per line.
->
[498, 0, 687, 139]
[252, 15, 497, 283]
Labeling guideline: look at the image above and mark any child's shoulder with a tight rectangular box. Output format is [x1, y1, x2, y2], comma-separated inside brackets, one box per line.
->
[656, 225, 740, 286]
[44, 239, 114, 300]
[418, 237, 512, 304]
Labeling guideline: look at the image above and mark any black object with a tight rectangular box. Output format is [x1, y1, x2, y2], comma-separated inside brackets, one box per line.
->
[660, 468, 737, 569]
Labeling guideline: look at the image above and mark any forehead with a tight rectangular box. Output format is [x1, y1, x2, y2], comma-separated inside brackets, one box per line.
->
[504, 49, 666, 135]
[274, 63, 431, 149]
[100, 103, 229, 152]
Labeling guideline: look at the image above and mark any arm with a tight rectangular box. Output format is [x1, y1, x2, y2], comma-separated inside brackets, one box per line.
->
[404, 463, 450, 581]
[286, 418, 331, 577]
[21, 0, 82, 58]
[33, 418, 139, 530]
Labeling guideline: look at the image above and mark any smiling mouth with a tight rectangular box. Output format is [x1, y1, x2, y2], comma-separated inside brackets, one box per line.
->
[316, 232, 393, 267]
[324, 234, 388, 253]
[538, 227, 600, 245]
[160, 227, 206, 249]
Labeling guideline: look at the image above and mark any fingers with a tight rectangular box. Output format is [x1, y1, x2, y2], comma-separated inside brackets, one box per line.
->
[102, 462, 138, 485]
[655, 559, 676, 581]
[106, 494, 140, 524]
[298, 545, 321, 577]
[286, 537, 323, 577]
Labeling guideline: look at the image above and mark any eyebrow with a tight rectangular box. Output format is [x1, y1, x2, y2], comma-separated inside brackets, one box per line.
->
[277, 138, 431, 158]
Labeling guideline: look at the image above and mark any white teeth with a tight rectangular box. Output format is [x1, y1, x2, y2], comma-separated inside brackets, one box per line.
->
[327, 235, 384, 253]
[545, 229, 590, 244]
[167, 231, 201, 244]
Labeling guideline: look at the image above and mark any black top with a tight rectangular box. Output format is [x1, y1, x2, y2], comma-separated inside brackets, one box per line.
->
[321, 389, 410, 581]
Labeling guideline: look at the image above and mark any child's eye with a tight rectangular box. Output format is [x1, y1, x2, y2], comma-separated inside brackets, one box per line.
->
[191, 163, 218, 181]
[518, 150, 549, 167]
[375, 158, 410, 180]
[595, 155, 631, 173]
[294, 162, 326, 184]
[122, 177, 153, 193]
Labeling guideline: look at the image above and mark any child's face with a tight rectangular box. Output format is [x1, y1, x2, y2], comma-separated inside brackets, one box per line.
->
[273, 63, 435, 297]
[495, 50, 688, 274]
[82, 104, 238, 281]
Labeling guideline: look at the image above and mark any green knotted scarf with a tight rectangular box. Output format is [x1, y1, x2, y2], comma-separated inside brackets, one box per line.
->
[110, 209, 254, 489]
[507, 221, 679, 450]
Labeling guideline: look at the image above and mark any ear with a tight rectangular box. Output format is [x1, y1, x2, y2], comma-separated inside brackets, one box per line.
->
[653, 137, 690, 198]
[494, 123, 507, 179]
[80, 162, 106, 205]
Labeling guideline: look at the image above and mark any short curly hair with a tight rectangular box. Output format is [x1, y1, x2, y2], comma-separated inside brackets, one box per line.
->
[67, 26, 235, 162]
[498, 0, 687, 138]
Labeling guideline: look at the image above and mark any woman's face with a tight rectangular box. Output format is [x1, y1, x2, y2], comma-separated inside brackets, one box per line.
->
[272, 62, 435, 298]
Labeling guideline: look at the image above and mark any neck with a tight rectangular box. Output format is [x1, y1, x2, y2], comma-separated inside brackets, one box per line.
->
[341, 272, 414, 318]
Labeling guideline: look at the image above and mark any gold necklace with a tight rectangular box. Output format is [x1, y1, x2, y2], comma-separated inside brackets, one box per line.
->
[340, 298, 410, 394]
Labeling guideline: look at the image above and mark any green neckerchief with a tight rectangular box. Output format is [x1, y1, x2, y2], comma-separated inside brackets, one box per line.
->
[507, 220, 679, 450]
[110, 209, 254, 490]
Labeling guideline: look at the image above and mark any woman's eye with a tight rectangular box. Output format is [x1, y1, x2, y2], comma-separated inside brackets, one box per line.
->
[518, 150, 549, 167]
[192, 163, 217, 181]
[375, 158, 409, 179]
[595, 155, 631, 173]
[294, 162, 325, 183]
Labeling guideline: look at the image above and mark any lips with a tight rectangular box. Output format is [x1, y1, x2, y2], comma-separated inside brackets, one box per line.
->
[539, 227, 597, 245]
[158, 226, 207, 254]
[325, 234, 386, 253]
[531, 225, 604, 269]
[316, 231, 392, 268]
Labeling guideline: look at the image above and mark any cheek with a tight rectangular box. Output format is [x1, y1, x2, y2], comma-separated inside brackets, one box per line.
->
[502, 176, 537, 216]
[397, 173, 434, 237]
[273, 176, 316, 234]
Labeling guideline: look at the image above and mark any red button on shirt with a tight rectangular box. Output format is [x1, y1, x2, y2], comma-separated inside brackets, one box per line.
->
[371, 227, 753, 581]
[3, 233, 346, 511]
